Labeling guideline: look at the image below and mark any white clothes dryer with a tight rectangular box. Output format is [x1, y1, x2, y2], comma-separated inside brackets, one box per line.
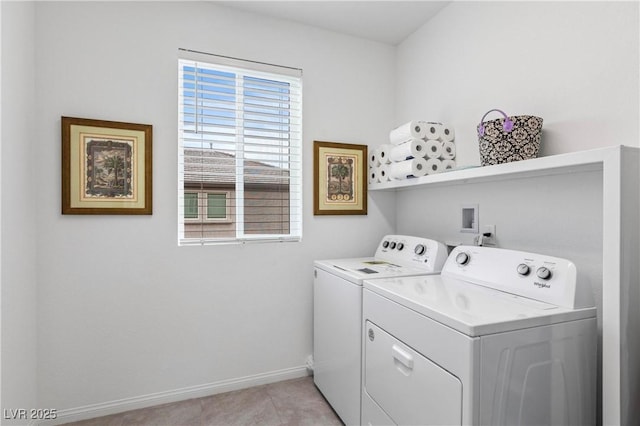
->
[313, 235, 448, 426]
[362, 245, 597, 426]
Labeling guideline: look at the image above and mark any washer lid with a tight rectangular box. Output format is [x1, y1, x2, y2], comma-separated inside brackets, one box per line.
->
[363, 275, 596, 337]
[314, 257, 438, 284]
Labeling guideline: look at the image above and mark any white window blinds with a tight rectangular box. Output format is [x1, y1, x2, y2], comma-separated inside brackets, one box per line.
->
[178, 51, 302, 245]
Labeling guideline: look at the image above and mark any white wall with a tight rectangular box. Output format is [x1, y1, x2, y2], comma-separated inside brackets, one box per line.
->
[34, 1, 396, 414]
[1, 1, 38, 423]
[395, 1, 639, 166]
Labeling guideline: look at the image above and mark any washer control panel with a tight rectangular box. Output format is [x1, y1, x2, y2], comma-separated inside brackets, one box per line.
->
[443, 245, 590, 309]
[375, 235, 448, 273]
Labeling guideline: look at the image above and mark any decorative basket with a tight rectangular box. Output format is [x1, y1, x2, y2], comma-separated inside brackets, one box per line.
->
[477, 109, 543, 166]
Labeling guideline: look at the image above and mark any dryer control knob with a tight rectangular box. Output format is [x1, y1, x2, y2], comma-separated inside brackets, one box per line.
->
[536, 267, 552, 280]
[455, 252, 470, 266]
[517, 264, 530, 276]
[390, 242, 397, 250]
[397, 243, 404, 251]
[382, 240, 390, 248]
[414, 244, 426, 256]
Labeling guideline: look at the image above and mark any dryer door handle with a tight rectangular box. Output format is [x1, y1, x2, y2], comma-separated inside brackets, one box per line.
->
[392, 344, 414, 370]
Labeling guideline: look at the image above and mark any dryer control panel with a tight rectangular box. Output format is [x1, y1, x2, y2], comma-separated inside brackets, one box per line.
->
[443, 246, 593, 309]
[375, 235, 448, 273]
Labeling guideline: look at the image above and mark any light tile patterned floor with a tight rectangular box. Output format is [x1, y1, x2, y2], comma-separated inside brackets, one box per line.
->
[62, 377, 343, 426]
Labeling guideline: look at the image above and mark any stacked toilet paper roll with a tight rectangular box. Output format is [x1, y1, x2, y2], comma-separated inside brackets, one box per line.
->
[387, 158, 428, 180]
[370, 121, 457, 184]
[389, 121, 426, 144]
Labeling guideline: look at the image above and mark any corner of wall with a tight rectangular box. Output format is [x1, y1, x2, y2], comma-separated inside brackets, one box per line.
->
[1, 1, 39, 421]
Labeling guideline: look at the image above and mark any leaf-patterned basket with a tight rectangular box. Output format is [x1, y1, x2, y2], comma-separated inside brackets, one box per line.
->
[477, 109, 543, 166]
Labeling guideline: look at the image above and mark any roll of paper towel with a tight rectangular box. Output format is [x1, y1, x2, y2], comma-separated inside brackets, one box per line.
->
[423, 122, 443, 140]
[369, 149, 380, 167]
[377, 144, 393, 164]
[442, 159, 456, 171]
[388, 158, 428, 179]
[369, 167, 379, 184]
[369, 150, 380, 168]
[389, 138, 427, 162]
[378, 164, 391, 182]
[441, 125, 455, 142]
[425, 158, 442, 175]
[424, 140, 443, 159]
[389, 121, 427, 145]
[441, 141, 456, 160]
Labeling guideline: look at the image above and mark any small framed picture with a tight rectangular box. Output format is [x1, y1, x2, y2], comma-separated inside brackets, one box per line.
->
[61, 116, 152, 215]
[313, 140, 368, 215]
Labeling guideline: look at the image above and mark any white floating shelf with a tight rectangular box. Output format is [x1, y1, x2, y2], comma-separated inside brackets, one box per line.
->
[369, 146, 617, 191]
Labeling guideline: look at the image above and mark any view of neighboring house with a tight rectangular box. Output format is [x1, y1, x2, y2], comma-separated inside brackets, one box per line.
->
[182, 148, 291, 239]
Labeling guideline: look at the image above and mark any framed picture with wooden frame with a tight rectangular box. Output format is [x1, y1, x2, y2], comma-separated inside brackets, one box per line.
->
[61, 116, 152, 215]
[313, 140, 368, 215]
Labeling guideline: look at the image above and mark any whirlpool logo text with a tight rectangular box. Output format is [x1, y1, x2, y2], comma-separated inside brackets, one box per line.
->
[534, 282, 551, 289]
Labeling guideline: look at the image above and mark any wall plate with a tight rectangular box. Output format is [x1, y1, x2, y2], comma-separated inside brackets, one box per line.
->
[460, 204, 479, 233]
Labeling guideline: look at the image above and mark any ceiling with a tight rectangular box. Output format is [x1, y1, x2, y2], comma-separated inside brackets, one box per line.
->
[215, 1, 450, 45]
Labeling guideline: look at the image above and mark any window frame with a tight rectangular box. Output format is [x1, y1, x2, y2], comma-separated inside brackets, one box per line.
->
[177, 51, 302, 246]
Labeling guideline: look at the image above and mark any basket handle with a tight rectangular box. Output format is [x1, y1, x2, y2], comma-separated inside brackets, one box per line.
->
[478, 109, 514, 136]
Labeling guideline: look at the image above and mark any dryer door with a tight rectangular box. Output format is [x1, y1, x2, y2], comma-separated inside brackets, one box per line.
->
[364, 321, 463, 426]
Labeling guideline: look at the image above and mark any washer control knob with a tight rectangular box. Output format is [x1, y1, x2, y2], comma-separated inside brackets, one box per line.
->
[517, 264, 530, 276]
[455, 252, 470, 266]
[397, 243, 404, 251]
[536, 267, 552, 280]
[414, 244, 426, 256]
[390, 242, 397, 250]
[382, 240, 389, 248]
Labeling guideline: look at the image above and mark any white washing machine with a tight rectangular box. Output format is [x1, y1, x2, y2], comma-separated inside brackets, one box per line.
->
[313, 235, 448, 426]
[362, 245, 597, 426]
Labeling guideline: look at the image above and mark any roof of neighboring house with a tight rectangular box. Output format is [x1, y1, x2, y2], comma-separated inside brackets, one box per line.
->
[183, 149, 291, 186]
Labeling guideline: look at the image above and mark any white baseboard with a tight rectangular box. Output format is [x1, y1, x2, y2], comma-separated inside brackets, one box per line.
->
[43, 365, 310, 425]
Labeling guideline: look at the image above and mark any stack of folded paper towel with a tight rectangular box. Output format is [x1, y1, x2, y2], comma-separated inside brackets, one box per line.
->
[369, 121, 456, 184]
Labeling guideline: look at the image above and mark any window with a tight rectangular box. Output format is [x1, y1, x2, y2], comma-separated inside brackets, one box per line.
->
[207, 193, 227, 219]
[178, 50, 302, 245]
[183, 191, 230, 222]
[184, 192, 199, 219]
